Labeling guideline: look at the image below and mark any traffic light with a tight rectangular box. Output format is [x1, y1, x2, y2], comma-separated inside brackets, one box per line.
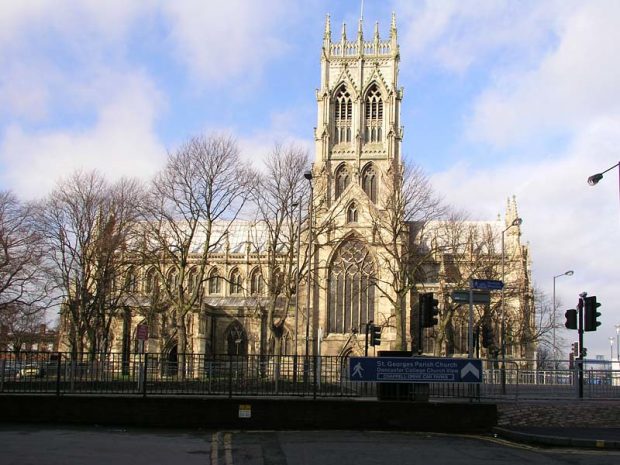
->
[564, 309, 577, 330]
[584, 296, 601, 331]
[370, 324, 382, 346]
[421, 292, 439, 328]
[571, 342, 579, 357]
[481, 324, 494, 349]
[581, 347, 588, 358]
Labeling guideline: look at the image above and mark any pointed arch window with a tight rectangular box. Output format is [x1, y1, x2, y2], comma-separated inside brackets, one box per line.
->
[327, 239, 376, 334]
[362, 164, 377, 203]
[347, 202, 358, 223]
[335, 164, 350, 199]
[226, 321, 247, 356]
[166, 268, 178, 291]
[208, 268, 221, 295]
[229, 268, 243, 295]
[271, 267, 283, 295]
[125, 266, 138, 293]
[187, 267, 200, 294]
[364, 84, 383, 143]
[250, 268, 263, 295]
[334, 85, 352, 144]
[145, 268, 160, 296]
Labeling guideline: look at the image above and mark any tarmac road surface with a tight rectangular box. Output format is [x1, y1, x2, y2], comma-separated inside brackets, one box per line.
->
[0, 426, 619, 465]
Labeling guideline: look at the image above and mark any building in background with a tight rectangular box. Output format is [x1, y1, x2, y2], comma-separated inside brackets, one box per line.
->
[58, 14, 535, 366]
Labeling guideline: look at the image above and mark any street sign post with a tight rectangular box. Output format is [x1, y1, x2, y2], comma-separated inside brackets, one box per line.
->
[349, 357, 482, 383]
[472, 279, 504, 290]
[452, 290, 490, 304]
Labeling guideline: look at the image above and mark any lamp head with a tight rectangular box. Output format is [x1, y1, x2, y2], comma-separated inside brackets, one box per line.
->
[303, 170, 313, 181]
[512, 217, 523, 227]
[565, 270, 574, 276]
[588, 173, 603, 185]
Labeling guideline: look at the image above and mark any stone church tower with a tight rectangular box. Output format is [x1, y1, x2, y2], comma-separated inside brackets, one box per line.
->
[309, 15, 403, 356]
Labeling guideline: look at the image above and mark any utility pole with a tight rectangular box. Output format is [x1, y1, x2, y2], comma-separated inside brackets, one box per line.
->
[578, 292, 586, 399]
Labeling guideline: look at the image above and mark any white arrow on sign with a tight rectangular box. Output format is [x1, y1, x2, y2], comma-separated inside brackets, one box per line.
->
[460, 362, 480, 380]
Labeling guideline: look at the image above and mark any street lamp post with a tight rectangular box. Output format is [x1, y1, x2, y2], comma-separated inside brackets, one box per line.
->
[303, 171, 313, 362]
[292, 197, 302, 382]
[552, 270, 574, 365]
[501, 217, 522, 395]
[616, 324, 620, 361]
[587, 161, 620, 207]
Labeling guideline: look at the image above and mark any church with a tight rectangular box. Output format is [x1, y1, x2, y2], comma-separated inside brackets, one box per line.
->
[61, 14, 535, 365]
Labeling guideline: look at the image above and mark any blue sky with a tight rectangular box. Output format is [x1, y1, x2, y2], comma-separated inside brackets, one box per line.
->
[1, 0, 619, 357]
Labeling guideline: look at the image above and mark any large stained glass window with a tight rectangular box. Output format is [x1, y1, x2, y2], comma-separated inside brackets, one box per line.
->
[328, 239, 375, 333]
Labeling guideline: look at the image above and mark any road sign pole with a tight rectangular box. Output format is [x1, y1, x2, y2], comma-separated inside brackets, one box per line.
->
[468, 280, 474, 359]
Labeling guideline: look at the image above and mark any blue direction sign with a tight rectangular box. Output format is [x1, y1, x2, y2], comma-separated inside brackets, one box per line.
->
[349, 357, 482, 384]
[472, 279, 504, 290]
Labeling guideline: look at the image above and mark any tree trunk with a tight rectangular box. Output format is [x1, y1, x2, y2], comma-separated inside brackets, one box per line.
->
[176, 310, 187, 379]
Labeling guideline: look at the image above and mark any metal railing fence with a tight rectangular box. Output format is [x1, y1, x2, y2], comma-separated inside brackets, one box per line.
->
[1, 352, 618, 400]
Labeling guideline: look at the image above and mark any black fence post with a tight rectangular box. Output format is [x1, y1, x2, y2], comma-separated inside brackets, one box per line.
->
[228, 354, 233, 399]
[55, 352, 62, 396]
[142, 353, 148, 398]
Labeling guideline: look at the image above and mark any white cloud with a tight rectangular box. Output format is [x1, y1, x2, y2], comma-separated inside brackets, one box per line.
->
[468, 1, 620, 146]
[395, 0, 570, 74]
[0, 72, 166, 199]
[160, 0, 290, 84]
[432, 117, 620, 356]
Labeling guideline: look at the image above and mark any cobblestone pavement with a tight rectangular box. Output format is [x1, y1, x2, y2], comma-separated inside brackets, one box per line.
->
[497, 400, 620, 428]
[494, 400, 620, 449]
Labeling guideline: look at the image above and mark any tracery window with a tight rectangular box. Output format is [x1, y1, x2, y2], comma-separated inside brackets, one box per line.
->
[347, 202, 358, 223]
[327, 239, 376, 334]
[167, 269, 178, 291]
[188, 267, 199, 294]
[334, 85, 352, 144]
[335, 164, 350, 199]
[229, 268, 243, 295]
[250, 268, 263, 295]
[226, 321, 247, 355]
[364, 84, 383, 143]
[362, 164, 377, 203]
[271, 268, 283, 295]
[145, 268, 159, 295]
[208, 268, 221, 295]
[125, 266, 138, 293]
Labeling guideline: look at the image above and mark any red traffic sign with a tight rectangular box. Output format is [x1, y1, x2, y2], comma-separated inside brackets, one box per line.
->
[136, 324, 149, 341]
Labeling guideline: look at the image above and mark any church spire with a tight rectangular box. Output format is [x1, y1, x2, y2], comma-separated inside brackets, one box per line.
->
[324, 14, 331, 41]
[390, 12, 398, 42]
[341, 22, 347, 42]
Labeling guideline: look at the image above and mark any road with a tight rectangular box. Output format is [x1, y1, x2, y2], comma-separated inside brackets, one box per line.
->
[0, 426, 618, 465]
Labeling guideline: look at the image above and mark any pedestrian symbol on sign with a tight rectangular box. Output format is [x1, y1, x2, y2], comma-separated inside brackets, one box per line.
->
[352, 362, 364, 378]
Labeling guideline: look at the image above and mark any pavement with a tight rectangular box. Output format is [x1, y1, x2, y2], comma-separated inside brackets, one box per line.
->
[493, 401, 620, 450]
[493, 426, 620, 449]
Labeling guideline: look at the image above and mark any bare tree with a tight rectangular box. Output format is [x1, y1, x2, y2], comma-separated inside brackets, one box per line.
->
[421, 219, 504, 357]
[38, 171, 143, 358]
[414, 218, 536, 362]
[0, 303, 47, 353]
[0, 191, 50, 313]
[139, 134, 254, 376]
[250, 143, 309, 356]
[368, 161, 445, 350]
